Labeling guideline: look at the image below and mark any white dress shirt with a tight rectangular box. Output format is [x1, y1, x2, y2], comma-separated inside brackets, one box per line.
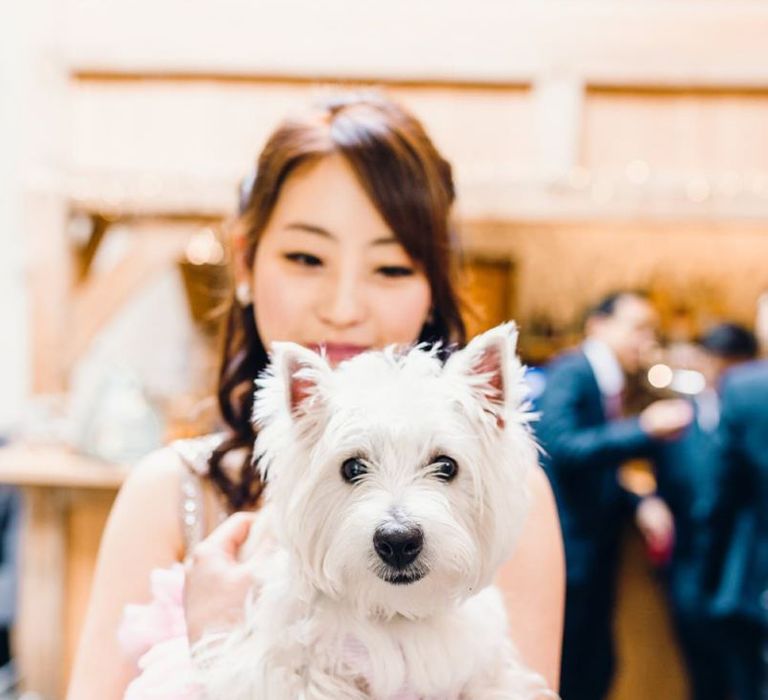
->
[582, 338, 625, 419]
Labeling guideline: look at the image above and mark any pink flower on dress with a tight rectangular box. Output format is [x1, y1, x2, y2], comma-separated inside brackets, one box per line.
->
[118, 564, 187, 660]
[124, 636, 200, 700]
[118, 564, 202, 700]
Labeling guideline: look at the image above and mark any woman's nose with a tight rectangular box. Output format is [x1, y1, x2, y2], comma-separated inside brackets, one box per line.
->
[317, 272, 366, 329]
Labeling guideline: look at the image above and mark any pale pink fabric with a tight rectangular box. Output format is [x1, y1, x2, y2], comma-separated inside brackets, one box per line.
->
[119, 565, 444, 699]
[118, 564, 201, 700]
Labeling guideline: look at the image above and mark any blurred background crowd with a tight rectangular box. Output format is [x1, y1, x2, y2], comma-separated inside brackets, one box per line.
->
[1, 1, 767, 698]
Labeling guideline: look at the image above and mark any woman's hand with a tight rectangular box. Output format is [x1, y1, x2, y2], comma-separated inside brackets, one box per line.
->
[183, 512, 259, 645]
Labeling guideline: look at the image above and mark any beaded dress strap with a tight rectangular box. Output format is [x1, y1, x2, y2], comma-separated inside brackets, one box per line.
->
[171, 433, 227, 558]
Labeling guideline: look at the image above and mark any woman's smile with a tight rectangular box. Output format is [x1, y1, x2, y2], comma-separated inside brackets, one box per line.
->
[307, 342, 371, 365]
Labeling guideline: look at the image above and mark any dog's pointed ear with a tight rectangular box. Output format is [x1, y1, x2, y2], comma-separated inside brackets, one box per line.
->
[277, 342, 331, 418]
[445, 322, 524, 428]
[253, 342, 331, 428]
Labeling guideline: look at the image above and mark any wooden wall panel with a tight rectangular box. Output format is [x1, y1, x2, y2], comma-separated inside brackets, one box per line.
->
[463, 220, 768, 333]
[61, 1, 768, 88]
[582, 89, 768, 174]
[68, 79, 533, 218]
[462, 257, 516, 340]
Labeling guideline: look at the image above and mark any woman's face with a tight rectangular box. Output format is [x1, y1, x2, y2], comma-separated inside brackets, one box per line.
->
[251, 154, 432, 366]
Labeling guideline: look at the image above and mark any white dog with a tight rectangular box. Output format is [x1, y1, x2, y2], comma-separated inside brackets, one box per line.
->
[195, 323, 555, 699]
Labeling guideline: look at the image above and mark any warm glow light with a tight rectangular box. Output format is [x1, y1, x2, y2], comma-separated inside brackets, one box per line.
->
[185, 228, 225, 265]
[648, 364, 674, 389]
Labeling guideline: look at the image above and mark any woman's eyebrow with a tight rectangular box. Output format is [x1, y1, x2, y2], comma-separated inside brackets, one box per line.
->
[285, 222, 335, 239]
[285, 222, 398, 247]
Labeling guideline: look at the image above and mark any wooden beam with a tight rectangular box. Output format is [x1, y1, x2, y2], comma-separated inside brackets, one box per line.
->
[72, 214, 109, 284]
[16, 487, 66, 698]
[26, 190, 71, 393]
[587, 84, 768, 99]
[66, 226, 188, 369]
[70, 70, 531, 93]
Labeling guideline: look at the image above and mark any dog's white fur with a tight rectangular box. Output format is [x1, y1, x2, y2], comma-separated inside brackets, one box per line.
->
[195, 323, 554, 699]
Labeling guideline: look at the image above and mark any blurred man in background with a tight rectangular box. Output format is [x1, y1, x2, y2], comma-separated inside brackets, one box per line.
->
[536, 290, 693, 700]
[707, 327, 768, 700]
[655, 323, 758, 700]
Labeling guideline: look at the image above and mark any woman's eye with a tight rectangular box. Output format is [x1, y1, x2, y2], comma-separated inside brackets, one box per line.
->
[341, 457, 368, 483]
[431, 455, 458, 482]
[376, 265, 414, 278]
[284, 252, 323, 267]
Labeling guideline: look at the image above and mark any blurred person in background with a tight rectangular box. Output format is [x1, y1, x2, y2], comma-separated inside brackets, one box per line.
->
[536, 290, 693, 700]
[68, 94, 565, 699]
[654, 323, 758, 700]
[706, 317, 768, 700]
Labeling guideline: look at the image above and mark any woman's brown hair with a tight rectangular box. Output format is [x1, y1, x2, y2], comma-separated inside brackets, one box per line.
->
[208, 92, 467, 511]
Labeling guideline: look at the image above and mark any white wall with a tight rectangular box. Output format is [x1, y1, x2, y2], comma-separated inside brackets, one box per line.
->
[0, 5, 31, 431]
[0, 0, 70, 420]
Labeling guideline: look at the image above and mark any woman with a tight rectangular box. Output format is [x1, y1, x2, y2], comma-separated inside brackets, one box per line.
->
[68, 93, 564, 698]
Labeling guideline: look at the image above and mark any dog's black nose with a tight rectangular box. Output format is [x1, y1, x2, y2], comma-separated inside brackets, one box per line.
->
[373, 524, 424, 569]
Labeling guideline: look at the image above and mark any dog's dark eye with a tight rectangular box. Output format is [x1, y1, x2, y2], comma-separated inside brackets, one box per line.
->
[432, 455, 458, 482]
[341, 457, 368, 483]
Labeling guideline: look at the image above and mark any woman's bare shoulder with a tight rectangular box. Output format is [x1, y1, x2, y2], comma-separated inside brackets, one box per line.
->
[125, 444, 186, 486]
[119, 445, 186, 501]
[108, 445, 188, 560]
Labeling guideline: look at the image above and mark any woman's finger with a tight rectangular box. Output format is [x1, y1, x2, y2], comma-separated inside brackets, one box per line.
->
[205, 511, 257, 558]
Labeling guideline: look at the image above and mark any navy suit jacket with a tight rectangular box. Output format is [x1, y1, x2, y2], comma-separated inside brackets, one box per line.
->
[656, 403, 727, 616]
[710, 360, 768, 627]
[535, 350, 656, 585]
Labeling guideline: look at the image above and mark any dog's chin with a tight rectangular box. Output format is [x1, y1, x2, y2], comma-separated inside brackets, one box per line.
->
[374, 565, 428, 586]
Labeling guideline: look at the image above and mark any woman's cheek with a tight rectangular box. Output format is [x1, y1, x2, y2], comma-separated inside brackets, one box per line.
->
[253, 264, 315, 346]
[373, 279, 432, 344]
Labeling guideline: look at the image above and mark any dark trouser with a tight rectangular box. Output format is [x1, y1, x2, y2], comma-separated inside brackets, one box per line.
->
[719, 618, 768, 700]
[671, 605, 729, 700]
[560, 576, 617, 700]
[0, 627, 8, 668]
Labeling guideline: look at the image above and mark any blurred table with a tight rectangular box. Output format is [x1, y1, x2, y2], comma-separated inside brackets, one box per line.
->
[0, 444, 128, 699]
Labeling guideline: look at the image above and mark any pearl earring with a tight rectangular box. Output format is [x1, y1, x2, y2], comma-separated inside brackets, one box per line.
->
[235, 282, 253, 306]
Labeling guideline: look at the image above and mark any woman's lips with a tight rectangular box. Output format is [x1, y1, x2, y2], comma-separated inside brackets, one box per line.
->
[308, 343, 370, 364]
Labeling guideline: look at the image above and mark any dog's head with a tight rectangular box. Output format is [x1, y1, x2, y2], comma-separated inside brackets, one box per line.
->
[252, 323, 538, 619]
